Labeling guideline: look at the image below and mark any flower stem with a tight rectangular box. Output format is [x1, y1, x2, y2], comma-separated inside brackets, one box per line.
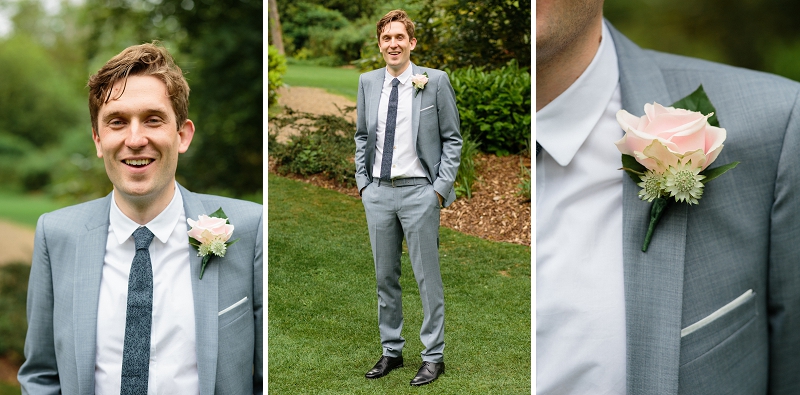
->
[643, 197, 670, 252]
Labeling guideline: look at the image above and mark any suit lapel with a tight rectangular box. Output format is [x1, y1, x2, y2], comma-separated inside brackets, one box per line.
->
[411, 63, 422, 146]
[609, 23, 687, 394]
[73, 194, 111, 393]
[180, 184, 219, 395]
[369, 70, 384, 135]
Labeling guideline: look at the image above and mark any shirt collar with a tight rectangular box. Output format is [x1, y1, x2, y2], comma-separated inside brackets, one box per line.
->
[536, 21, 620, 167]
[109, 182, 184, 245]
[384, 63, 413, 86]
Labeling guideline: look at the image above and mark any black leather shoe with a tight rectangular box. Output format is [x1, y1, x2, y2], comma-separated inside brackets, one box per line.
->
[365, 355, 404, 379]
[410, 361, 445, 386]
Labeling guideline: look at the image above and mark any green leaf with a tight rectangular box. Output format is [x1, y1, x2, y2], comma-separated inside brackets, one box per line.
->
[700, 161, 740, 184]
[671, 85, 719, 127]
[621, 154, 647, 182]
[209, 206, 230, 224]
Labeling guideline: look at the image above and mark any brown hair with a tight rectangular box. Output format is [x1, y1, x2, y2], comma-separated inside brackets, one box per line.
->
[376, 9, 415, 41]
[88, 42, 189, 132]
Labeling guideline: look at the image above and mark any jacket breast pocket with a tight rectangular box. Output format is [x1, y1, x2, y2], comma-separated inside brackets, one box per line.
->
[219, 296, 251, 329]
[679, 289, 757, 366]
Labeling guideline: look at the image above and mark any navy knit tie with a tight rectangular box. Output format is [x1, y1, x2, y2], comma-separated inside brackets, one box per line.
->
[121, 226, 154, 395]
[380, 78, 400, 181]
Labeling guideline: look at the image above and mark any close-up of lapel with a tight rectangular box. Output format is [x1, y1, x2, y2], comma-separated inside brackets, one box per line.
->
[411, 63, 422, 146]
[73, 196, 111, 393]
[612, 23, 690, 393]
[181, 186, 220, 395]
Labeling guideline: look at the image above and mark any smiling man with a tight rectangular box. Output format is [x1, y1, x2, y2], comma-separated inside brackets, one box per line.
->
[18, 43, 263, 394]
[354, 9, 462, 387]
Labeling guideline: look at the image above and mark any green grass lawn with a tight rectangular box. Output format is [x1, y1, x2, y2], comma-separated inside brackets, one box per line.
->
[0, 192, 65, 228]
[283, 62, 361, 102]
[268, 176, 531, 394]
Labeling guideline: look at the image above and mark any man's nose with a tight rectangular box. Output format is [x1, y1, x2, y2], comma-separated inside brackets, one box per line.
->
[125, 120, 148, 148]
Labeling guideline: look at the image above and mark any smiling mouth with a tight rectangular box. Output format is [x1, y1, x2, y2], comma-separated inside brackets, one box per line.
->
[124, 159, 154, 167]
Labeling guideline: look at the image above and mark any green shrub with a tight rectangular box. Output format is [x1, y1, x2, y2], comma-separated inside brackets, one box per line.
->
[0, 133, 36, 192]
[450, 59, 531, 156]
[270, 107, 357, 187]
[47, 129, 112, 203]
[455, 133, 481, 199]
[0, 263, 30, 365]
[268, 45, 287, 107]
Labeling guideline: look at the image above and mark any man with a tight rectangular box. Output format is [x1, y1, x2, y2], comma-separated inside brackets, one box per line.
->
[537, 1, 800, 394]
[18, 43, 263, 394]
[354, 9, 462, 387]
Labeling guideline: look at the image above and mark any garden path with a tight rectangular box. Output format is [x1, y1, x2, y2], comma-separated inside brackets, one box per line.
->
[0, 220, 34, 266]
[272, 86, 531, 246]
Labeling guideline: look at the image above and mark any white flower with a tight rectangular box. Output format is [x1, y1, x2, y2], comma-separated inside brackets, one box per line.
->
[199, 239, 227, 258]
[637, 170, 666, 202]
[664, 161, 706, 205]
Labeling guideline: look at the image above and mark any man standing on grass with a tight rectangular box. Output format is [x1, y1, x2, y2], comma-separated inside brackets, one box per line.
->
[354, 9, 462, 387]
[18, 42, 263, 394]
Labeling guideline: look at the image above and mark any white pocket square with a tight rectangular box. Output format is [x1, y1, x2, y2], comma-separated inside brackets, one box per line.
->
[218, 296, 248, 316]
[680, 289, 754, 337]
[420, 105, 434, 112]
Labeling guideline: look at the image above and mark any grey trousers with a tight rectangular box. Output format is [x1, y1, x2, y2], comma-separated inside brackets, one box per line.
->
[361, 180, 445, 363]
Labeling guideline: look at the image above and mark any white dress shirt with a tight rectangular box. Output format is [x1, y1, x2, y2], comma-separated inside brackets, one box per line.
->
[536, 21, 627, 394]
[96, 184, 199, 394]
[371, 64, 427, 179]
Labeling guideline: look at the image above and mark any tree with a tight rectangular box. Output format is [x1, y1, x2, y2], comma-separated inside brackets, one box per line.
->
[268, 0, 285, 54]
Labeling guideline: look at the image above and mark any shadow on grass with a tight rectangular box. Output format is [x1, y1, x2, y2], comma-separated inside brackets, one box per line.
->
[267, 176, 531, 394]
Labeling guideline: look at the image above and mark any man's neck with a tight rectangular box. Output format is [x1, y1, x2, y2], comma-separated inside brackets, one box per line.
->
[114, 183, 176, 225]
[387, 62, 411, 77]
[536, 19, 603, 112]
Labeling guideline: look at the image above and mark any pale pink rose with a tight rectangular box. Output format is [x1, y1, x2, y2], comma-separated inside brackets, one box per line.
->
[615, 103, 726, 172]
[187, 215, 234, 244]
[411, 74, 429, 90]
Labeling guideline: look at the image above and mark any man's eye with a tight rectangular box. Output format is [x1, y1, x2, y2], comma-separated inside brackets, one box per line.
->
[110, 120, 125, 126]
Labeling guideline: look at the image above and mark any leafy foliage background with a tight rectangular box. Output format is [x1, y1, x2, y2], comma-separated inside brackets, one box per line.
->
[0, 0, 263, 202]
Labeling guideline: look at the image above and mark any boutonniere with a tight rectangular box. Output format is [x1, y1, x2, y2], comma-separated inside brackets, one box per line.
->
[615, 85, 739, 252]
[411, 72, 428, 96]
[187, 207, 239, 279]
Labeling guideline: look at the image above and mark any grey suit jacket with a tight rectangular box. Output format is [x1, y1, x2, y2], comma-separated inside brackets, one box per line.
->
[18, 184, 263, 395]
[354, 63, 462, 207]
[609, 23, 800, 394]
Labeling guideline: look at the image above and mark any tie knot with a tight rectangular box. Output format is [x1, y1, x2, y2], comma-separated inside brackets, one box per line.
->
[392, 78, 400, 87]
[132, 226, 154, 251]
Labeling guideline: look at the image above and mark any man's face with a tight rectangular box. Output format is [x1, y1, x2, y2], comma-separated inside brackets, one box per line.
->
[92, 75, 194, 207]
[379, 21, 417, 76]
[536, 0, 604, 66]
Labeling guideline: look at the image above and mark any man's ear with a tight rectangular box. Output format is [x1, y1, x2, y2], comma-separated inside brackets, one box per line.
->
[410, 37, 417, 51]
[92, 128, 103, 158]
[177, 119, 195, 154]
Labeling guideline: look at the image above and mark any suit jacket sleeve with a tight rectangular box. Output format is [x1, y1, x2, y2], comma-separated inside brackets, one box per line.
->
[18, 214, 61, 395]
[354, 74, 370, 194]
[432, 71, 462, 206]
[768, 90, 800, 394]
